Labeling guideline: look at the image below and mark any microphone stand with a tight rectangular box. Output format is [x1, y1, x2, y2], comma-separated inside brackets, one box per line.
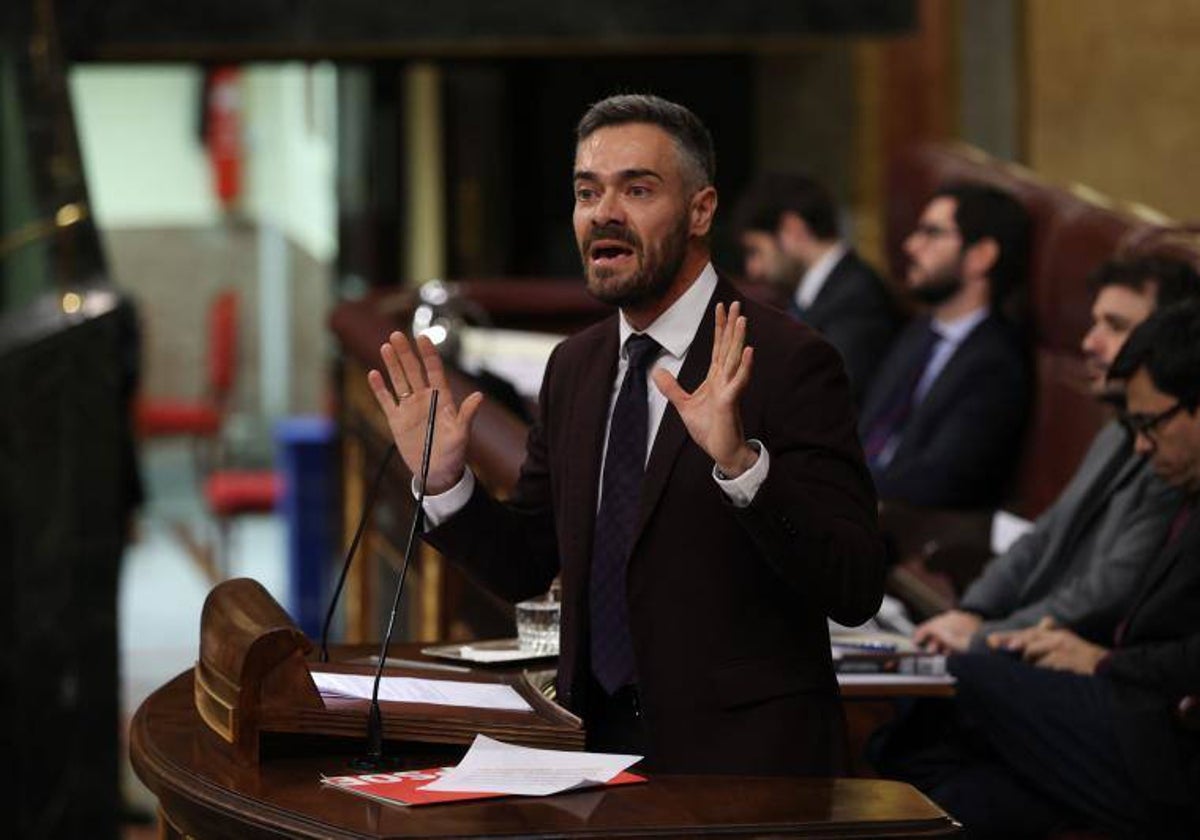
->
[351, 390, 439, 771]
[319, 443, 396, 663]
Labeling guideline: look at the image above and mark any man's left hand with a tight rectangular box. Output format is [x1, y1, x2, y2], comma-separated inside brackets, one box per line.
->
[653, 301, 756, 477]
[988, 617, 1108, 675]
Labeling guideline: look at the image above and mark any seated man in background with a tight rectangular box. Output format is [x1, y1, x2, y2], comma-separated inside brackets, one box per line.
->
[915, 256, 1199, 653]
[734, 173, 903, 400]
[858, 183, 1031, 509]
[878, 302, 1200, 838]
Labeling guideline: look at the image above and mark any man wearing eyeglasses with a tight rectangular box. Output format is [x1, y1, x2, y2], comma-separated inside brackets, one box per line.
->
[880, 302, 1200, 837]
[914, 257, 1198, 655]
[858, 183, 1031, 508]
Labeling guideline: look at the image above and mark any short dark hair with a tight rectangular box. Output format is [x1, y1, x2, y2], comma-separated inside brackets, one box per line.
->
[1089, 255, 1200, 309]
[932, 182, 1031, 302]
[732, 173, 840, 240]
[1109, 300, 1200, 410]
[575, 94, 715, 190]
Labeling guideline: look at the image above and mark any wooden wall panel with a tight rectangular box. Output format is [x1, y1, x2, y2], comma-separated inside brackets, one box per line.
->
[1026, 0, 1200, 220]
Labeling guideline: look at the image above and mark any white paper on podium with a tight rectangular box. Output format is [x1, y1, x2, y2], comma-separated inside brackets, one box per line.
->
[419, 734, 641, 796]
[311, 671, 532, 712]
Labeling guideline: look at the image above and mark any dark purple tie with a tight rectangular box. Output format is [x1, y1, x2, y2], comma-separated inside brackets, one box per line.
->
[590, 333, 661, 694]
[862, 323, 941, 470]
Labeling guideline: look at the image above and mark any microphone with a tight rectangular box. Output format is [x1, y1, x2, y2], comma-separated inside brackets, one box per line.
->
[351, 389, 439, 770]
[319, 443, 396, 663]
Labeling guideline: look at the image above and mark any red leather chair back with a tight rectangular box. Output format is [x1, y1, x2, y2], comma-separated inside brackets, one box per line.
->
[884, 144, 1200, 517]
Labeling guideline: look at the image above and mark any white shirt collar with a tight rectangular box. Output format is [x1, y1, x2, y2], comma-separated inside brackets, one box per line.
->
[932, 305, 990, 344]
[794, 241, 848, 311]
[619, 263, 718, 360]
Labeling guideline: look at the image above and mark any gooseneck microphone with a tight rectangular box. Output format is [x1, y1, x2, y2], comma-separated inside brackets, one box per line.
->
[352, 389, 439, 770]
[319, 443, 397, 663]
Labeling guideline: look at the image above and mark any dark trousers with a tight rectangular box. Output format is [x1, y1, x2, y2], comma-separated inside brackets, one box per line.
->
[873, 653, 1176, 839]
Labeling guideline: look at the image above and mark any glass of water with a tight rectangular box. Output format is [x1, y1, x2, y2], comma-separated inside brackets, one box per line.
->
[515, 594, 560, 656]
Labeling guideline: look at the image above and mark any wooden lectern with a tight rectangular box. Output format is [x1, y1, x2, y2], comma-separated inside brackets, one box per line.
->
[194, 578, 583, 765]
[131, 578, 959, 837]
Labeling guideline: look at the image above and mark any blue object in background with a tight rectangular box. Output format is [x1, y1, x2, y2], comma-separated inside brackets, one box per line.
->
[276, 416, 336, 638]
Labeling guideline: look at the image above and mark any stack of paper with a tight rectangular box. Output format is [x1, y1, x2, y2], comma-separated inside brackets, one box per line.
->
[322, 735, 645, 807]
[424, 734, 641, 796]
[305, 666, 585, 750]
[311, 672, 533, 712]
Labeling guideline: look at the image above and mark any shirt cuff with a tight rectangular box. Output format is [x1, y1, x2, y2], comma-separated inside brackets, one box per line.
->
[1093, 650, 1114, 676]
[713, 439, 768, 508]
[415, 468, 475, 528]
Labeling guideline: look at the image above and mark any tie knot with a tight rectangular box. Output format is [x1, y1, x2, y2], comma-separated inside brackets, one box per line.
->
[624, 333, 661, 372]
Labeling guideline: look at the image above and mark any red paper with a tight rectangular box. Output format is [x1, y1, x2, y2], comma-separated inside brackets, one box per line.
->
[322, 766, 646, 807]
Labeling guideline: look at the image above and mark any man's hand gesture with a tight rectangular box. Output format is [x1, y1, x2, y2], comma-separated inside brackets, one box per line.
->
[367, 332, 484, 495]
[653, 301, 757, 477]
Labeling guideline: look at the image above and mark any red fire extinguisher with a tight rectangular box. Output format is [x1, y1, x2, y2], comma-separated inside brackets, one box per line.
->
[205, 66, 242, 210]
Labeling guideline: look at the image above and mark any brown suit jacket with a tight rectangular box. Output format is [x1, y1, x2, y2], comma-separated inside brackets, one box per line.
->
[425, 277, 885, 775]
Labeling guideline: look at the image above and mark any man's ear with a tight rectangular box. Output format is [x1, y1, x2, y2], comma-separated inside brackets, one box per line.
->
[776, 212, 811, 249]
[964, 236, 999, 279]
[690, 185, 718, 237]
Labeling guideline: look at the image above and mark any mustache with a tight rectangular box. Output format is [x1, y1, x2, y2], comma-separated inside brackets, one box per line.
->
[584, 224, 642, 251]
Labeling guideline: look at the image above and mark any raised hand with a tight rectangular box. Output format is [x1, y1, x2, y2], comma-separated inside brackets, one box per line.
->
[367, 332, 484, 495]
[653, 301, 757, 477]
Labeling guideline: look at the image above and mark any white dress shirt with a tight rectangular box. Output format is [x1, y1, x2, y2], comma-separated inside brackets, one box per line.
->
[793, 241, 848, 312]
[421, 263, 769, 526]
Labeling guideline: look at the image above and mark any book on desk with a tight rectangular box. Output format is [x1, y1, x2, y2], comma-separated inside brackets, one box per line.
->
[831, 631, 949, 676]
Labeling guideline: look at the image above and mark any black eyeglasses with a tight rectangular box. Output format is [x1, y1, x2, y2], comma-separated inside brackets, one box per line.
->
[911, 222, 960, 240]
[1121, 402, 1187, 441]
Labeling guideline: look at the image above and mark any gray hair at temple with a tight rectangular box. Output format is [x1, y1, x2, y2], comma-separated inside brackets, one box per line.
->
[575, 94, 716, 193]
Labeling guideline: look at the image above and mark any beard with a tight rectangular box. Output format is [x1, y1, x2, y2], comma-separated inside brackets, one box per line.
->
[580, 216, 690, 310]
[767, 252, 806, 290]
[909, 270, 964, 306]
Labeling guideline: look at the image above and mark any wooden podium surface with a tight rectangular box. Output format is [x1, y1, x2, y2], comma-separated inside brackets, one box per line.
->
[132, 669, 959, 839]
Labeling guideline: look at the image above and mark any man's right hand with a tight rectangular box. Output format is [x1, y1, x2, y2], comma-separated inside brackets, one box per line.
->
[913, 609, 982, 653]
[367, 331, 484, 495]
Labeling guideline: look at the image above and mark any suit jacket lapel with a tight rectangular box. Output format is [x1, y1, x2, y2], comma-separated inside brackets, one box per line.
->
[1125, 500, 1199, 631]
[806, 250, 852, 321]
[563, 319, 619, 575]
[909, 315, 992, 422]
[858, 318, 922, 429]
[633, 280, 727, 541]
[1052, 433, 1136, 560]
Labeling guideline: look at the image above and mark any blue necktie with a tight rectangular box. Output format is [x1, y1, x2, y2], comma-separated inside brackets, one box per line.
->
[590, 333, 661, 694]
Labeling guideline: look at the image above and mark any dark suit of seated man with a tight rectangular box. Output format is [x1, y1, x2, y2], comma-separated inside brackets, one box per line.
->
[876, 302, 1200, 838]
[858, 183, 1031, 509]
[914, 257, 1200, 655]
[733, 173, 903, 402]
[366, 95, 885, 776]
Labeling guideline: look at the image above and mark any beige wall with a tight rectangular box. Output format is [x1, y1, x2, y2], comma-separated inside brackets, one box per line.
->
[105, 226, 329, 423]
[1026, 0, 1200, 219]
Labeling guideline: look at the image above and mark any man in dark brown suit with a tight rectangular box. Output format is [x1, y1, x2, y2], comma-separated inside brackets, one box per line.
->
[368, 94, 885, 775]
